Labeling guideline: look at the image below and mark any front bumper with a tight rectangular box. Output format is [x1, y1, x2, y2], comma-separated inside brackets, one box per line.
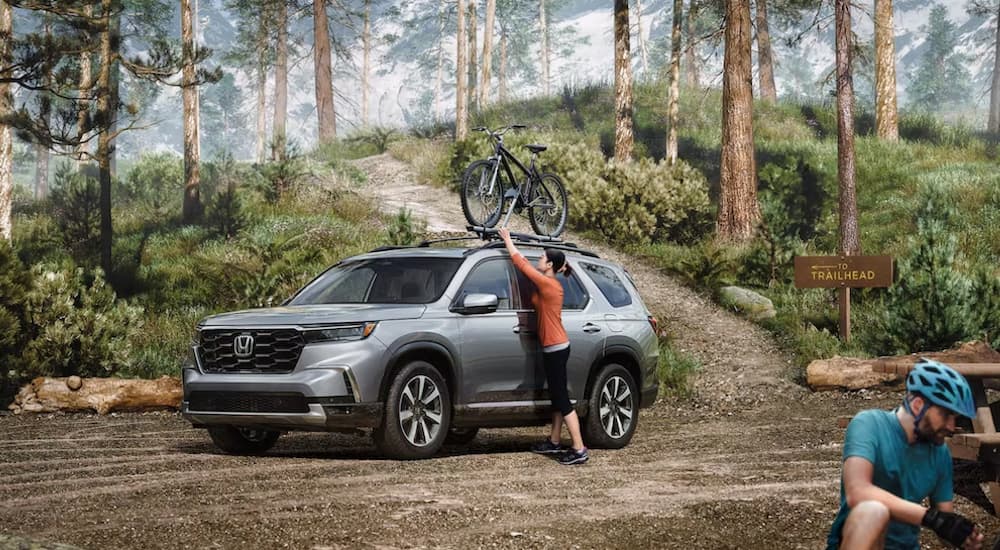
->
[181, 346, 383, 431]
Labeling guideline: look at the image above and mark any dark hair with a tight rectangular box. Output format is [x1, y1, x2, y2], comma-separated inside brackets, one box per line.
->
[544, 249, 572, 276]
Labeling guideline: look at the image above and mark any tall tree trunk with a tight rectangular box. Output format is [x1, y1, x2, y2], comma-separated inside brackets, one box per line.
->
[988, 2, 1000, 133]
[468, 1, 477, 112]
[362, 0, 371, 126]
[499, 30, 508, 102]
[836, 0, 859, 255]
[684, 0, 699, 87]
[479, 0, 495, 107]
[76, 3, 93, 168]
[108, 2, 120, 177]
[456, 0, 469, 140]
[755, 0, 776, 101]
[874, 0, 899, 140]
[273, 1, 288, 160]
[434, 0, 445, 119]
[717, 0, 759, 241]
[314, 0, 336, 141]
[613, 0, 634, 161]
[256, 60, 267, 163]
[255, 10, 267, 163]
[666, 0, 683, 163]
[540, 0, 550, 96]
[35, 18, 51, 200]
[97, 0, 114, 274]
[634, 0, 649, 76]
[0, 0, 12, 241]
[181, 0, 201, 223]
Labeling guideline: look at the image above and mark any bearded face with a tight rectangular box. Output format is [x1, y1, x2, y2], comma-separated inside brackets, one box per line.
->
[914, 404, 959, 445]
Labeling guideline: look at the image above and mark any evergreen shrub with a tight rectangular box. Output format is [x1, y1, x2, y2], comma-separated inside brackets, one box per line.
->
[546, 142, 712, 245]
[18, 266, 142, 379]
[120, 153, 183, 215]
[49, 162, 100, 262]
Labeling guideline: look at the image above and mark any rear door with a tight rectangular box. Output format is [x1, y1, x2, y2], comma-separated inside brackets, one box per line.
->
[514, 254, 604, 407]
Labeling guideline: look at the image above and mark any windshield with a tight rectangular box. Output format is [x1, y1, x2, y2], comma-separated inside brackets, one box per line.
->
[288, 257, 463, 305]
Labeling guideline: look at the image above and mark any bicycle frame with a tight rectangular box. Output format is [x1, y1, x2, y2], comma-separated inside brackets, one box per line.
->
[481, 132, 540, 227]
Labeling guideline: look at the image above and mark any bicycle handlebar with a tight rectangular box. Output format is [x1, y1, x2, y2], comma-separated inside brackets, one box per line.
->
[472, 124, 527, 138]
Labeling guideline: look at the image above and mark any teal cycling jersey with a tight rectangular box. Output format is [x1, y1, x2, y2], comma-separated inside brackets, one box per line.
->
[827, 409, 953, 550]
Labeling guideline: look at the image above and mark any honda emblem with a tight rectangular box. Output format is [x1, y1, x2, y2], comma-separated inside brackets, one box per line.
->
[233, 334, 254, 358]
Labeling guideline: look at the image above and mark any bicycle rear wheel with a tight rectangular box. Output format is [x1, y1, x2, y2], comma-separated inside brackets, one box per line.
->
[528, 172, 568, 237]
[460, 159, 504, 228]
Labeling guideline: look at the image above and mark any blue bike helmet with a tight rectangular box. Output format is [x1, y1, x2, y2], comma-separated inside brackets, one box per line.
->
[905, 358, 976, 419]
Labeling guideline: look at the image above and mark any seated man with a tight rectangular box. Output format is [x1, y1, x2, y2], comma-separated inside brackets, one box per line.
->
[827, 359, 984, 550]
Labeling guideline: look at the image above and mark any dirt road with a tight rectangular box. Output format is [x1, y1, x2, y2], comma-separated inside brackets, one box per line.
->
[2, 154, 998, 549]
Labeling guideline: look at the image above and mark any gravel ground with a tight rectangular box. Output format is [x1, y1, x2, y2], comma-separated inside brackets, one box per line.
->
[1, 153, 997, 549]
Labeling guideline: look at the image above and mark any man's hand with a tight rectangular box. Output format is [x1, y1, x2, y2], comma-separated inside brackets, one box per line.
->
[922, 508, 982, 549]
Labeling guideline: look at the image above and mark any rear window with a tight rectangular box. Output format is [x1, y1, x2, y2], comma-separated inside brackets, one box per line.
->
[288, 257, 463, 305]
[515, 255, 589, 310]
[580, 262, 632, 308]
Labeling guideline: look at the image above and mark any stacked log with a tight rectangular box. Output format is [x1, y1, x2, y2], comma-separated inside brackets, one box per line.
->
[8, 375, 182, 415]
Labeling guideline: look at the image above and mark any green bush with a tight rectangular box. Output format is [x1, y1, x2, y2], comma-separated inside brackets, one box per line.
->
[386, 207, 422, 246]
[123, 308, 205, 379]
[49, 162, 100, 263]
[120, 153, 183, 215]
[0, 243, 32, 397]
[863, 190, 978, 355]
[548, 146, 713, 245]
[18, 265, 142, 379]
[656, 338, 701, 399]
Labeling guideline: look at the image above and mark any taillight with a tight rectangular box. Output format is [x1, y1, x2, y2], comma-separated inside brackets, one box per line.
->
[647, 315, 658, 334]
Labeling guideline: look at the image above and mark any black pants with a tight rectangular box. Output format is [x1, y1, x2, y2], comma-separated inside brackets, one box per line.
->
[543, 346, 573, 416]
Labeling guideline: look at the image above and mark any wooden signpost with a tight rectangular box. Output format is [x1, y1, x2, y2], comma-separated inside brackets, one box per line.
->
[793, 255, 894, 342]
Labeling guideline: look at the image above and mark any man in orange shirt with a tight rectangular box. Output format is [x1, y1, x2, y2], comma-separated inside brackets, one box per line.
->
[498, 228, 588, 465]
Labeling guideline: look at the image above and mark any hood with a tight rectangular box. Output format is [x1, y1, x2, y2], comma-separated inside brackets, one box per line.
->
[199, 304, 426, 327]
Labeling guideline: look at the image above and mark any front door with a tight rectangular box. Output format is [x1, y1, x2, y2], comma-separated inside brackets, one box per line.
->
[454, 258, 539, 407]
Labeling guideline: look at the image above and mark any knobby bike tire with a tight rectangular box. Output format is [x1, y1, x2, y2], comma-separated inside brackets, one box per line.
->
[460, 159, 505, 228]
[528, 172, 568, 237]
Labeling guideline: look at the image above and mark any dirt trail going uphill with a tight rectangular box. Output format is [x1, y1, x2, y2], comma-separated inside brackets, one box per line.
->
[352, 153, 803, 409]
[1, 155, 997, 550]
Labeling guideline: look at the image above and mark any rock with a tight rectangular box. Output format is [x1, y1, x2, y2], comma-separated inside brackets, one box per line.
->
[807, 356, 901, 391]
[66, 375, 82, 391]
[718, 286, 776, 321]
[8, 376, 182, 415]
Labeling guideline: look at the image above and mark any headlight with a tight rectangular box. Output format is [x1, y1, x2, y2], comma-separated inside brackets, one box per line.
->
[302, 322, 377, 343]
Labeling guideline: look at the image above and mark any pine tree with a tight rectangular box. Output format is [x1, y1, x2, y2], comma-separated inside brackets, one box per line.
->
[910, 4, 972, 110]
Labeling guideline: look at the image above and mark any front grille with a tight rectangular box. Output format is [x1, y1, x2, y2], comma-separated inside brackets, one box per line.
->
[188, 391, 309, 413]
[200, 329, 304, 373]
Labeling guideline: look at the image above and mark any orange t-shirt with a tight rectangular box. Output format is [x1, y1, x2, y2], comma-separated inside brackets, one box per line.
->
[512, 253, 568, 348]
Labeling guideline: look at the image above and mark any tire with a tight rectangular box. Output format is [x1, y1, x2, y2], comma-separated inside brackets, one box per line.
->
[373, 361, 452, 459]
[460, 159, 505, 228]
[207, 426, 281, 455]
[444, 427, 479, 445]
[582, 364, 639, 449]
[528, 172, 568, 237]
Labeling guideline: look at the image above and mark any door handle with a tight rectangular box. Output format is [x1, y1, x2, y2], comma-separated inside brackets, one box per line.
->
[513, 326, 535, 335]
[583, 324, 601, 333]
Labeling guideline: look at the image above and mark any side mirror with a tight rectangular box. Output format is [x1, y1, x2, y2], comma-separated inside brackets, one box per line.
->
[453, 293, 499, 315]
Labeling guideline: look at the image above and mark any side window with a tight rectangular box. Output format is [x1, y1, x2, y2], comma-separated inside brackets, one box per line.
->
[581, 262, 632, 308]
[514, 256, 589, 310]
[458, 259, 513, 310]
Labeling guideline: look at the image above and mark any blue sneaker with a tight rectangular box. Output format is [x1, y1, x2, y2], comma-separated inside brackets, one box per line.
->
[531, 439, 568, 455]
[558, 447, 589, 465]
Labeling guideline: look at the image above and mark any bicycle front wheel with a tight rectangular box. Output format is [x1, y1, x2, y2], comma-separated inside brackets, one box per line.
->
[528, 172, 568, 237]
[460, 159, 504, 228]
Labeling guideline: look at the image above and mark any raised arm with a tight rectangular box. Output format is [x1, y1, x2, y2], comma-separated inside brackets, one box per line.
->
[498, 228, 549, 287]
[498, 228, 520, 258]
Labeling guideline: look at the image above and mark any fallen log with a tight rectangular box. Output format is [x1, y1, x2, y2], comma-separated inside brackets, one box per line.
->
[8, 375, 182, 415]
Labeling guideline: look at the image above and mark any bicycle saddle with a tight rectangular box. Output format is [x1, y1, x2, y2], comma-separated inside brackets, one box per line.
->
[524, 144, 547, 153]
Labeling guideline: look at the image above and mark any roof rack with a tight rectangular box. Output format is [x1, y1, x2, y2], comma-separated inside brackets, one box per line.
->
[477, 240, 600, 258]
[365, 227, 599, 259]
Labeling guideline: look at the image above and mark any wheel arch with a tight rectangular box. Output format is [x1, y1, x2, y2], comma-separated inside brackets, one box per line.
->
[584, 345, 642, 411]
[379, 341, 458, 404]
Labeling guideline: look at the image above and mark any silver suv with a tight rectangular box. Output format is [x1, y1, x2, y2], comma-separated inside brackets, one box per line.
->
[182, 236, 659, 459]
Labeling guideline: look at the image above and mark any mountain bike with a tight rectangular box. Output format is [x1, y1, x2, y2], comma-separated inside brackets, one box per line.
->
[460, 125, 568, 238]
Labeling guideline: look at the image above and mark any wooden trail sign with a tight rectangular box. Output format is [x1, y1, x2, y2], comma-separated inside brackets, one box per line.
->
[793, 255, 893, 288]
[793, 255, 894, 342]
